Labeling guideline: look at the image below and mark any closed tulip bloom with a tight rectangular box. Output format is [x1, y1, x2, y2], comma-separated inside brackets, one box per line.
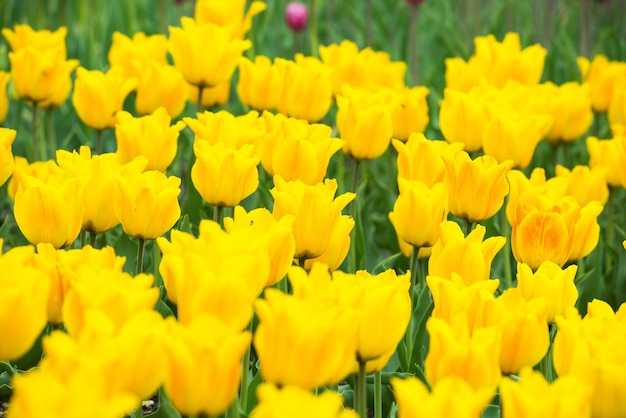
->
[609, 84, 626, 127]
[429, 222, 506, 285]
[555, 165, 609, 206]
[115, 108, 186, 172]
[586, 136, 626, 188]
[2, 24, 69, 54]
[224, 206, 296, 287]
[0, 128, 15, 187]
[443, 151, 513, 223]
[425, 316, 501, 391]
[439, 88, 492, 153]
[0, 72, 10, 124]
[164, 314, 252, 416]
[194, 0, 267, 40]
[391, 86, 430, 141]
[72, 67, 137, 131]
[8, 156, 65, 200]
[275, 55, 333, 122]
[500, 368, 592, 418]
[237, 55, 281, 111]
[192, 141, 259, 207]
[482, 108, 552, 169]
[336, 87, 394, 160]
[271, 176, 355, 260]
[392, 376, 493, 418]
[188, 77, 231, 110]
[108, 31, 169, 80]
[516, 261, 578, 323]
[578, 54, 626, 113]
[169, 17, 251, 88]
[568, 201, 603, 262]
[114, 168, 181, 240]
[0, 244, 50, 361]
[304, 215, 354, 271]
[254, 289, 358, 389]
[14, 174, 84, 248]
[393, 134, 463, 187]
[389, 179, 448, 248]
[511, 198, 580, 270]
[185, 109, 266, 149]
[251, 384, 358, 418]
[497, 289, 550, 375]
[134, 62, 188, 118]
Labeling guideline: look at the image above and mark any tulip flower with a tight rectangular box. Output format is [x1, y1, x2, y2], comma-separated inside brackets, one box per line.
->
[184, 109, 266, 149]
[191, 141, 260, 208]
[14, 174, 84, 249]
[187, 77, 231, 110]
[439, 88, 492, 153]
[516, 261, 578, 323]
[251, 384, 358, 418]
[8, 156, 64, 200]
[389, 179, 448, 249]
[442, 151, 513, 223]
[114, 168, 181, 240]
[237, 55, 281, 112]
[0, 71, 10, 124]
[555, 165, 609, 206]
[304, 215, 354, 271]
[0, 244, 50, 361]
[134, 62, 189, 118]
[0, 128, 15, 187]
[586, 135, 626, 188]
[429, 222, 506, 285]
[390, 86, 430, 141]
[254, 288, 358, 389]
[577, 54, 626, 113]
[336, 86, 395, 161]
[107, 31, 169, 80]
[164, 314, 251, 417]
[194, 0, 267, 40]
[2, 24, 69, 54]
[500, 368, 592, 418]
[285, 2, 308, 31]
[609, 83, 626, 128]
[391, 376, 493, 418]
[271, 176, 355, 260]
[568, 201, 603, 262]
[169, 17, 251, 90]
[115, 108, 186, 172]
[275, 55, 333, 122]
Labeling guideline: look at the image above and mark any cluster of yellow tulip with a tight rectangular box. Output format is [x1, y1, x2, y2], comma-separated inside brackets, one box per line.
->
[1, 0, 626, 417]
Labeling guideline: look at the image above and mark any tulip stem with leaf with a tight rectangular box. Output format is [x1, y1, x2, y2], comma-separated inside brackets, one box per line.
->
[239, 318, 254, 414]
[213, 205, 224, 226]
[356, 360, 367, 418]
[136, 238, 145, 275]
[197, 85, 204, 114]
[90, 232, 97, 248]
[465, 219, 474, 236]
[96, 129, 103, 155]
[406, 245, 421, 363]
[374, 371, 382, 418]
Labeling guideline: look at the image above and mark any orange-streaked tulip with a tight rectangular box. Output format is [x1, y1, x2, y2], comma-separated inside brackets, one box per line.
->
[391, 86, 430, 141]
[237, 55, 281, 111]
[0, 128, 16, 187]
[115, 108, 186, 172]
[389, 179, 448, 249]
[271, 176, 355, 260]
[72, 67, 137, 131]
[429, 222, 506, 285]
[194, 0, 267, 40]
[114, 168, 181, 240]
[442, 151, 513, 223]
[168, 17, 251, 88]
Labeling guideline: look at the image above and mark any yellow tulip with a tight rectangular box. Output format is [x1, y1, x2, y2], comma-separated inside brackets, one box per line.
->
[0, 128, 15, 187]
[304, 215, 354, 271]
[254, 288, 358, 389]
[555, 165, 609, 206]
[252, 384, 358, 418]
[115, 108, 186, 172]
[72, 67, 137, 131]
[271, 176, 355, 260]
[511, 198, 580, 270]
[609, 82, 626, 128]
[169, 17, 251, 88]
[391, 86, 430, 141]
[191, 141, 259, 208]
[114, 168, 181, 240]
[439, 88, 492, 153]
[500, 368, 592, 418]
[194, 0, 267, 40]
[0, 244, 50, 361]
[224, 206, 296, 287]
[442, 151, 513, 223]
[14, 174, 84, 248]
[8, 156, 64, 200]
[275, 55, 333, 122]
[429, 221, 506, 285]
[237, 55, 281, 111]
[2, 24, 68, 54]
[166, 314, 252, 416]
[389, 179, 448, 249]
[425, 316, 501, 391]
[134, 62, 188, 118]
[0, 71, 10, 124]
[516, 261, 578, 323]
[578, 54, 626, 113]
[184, 109, 266, 149]
[391, 376, 493, 418]
[586, 135, 626, 188]
[108, 31, 169, 80]
[336, 86, 394, 160]
[568, 201, 603, 262]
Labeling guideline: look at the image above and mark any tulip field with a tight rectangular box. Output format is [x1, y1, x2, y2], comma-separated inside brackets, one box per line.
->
[2, 0, 626, 417]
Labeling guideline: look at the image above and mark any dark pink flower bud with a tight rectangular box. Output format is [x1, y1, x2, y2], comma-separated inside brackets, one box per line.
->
[285, 2, 308, 32]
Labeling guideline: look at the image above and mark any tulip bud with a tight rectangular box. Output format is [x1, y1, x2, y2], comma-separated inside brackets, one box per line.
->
[285, 2, 308, 32]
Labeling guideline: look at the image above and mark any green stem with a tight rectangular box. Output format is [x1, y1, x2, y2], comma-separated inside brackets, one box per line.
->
[96, 129, 103, 155]
[46, 109, 56, 159]
[89, 231, 97, 248]
[406, 246, 420, 368]
[80, 230, 86, 248]
[228, 397, 239, 418]
[136, 238, 145, 276]
[349, 159, 361, 273]
[135, 402, 143, 418]
[365, 0, 372, 47]
[408, 3, 419, 85]
[197, 85, 205, 115]
[464, 219, 473, 236]
[357, 361, 367, 418]
[310, 0, 318, 56]
[239, 318, 254, 414]
[374, 371, 382, 418]
[153, 240, 163, 288]
[213, 205, 224, 226]
[32, 103, 41, 161]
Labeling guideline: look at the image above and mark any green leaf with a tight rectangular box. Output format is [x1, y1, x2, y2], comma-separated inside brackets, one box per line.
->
[145, 389, 181, 418]
[482, 404, 500, 418]
[245, 361, 264, 415]
[0, 371, 13, 397]
[154, 299, 174, 319]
